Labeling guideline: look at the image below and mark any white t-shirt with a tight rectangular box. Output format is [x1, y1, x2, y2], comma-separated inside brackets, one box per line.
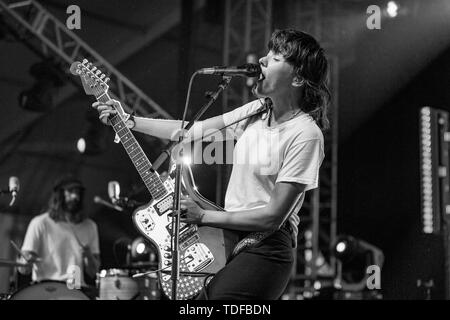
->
[223, 99, 324, 215]
[21, 212, 100, 286]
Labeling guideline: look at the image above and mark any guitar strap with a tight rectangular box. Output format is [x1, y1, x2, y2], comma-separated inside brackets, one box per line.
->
[218, 98, 272, 133]
[186, 97, 272, 144]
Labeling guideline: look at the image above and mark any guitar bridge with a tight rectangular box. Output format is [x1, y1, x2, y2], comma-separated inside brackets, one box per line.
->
[135, 209, 155, 232]
[183, 243, 214, 272]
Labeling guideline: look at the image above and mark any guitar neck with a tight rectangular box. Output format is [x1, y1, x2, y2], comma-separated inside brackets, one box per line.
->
[97, 92, 167, 200]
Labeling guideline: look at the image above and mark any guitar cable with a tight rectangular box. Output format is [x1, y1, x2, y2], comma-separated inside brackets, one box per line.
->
[132, 254, 215, 278]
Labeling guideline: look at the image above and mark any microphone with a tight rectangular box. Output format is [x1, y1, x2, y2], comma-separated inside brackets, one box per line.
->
[108, 181, 120, 204]
[94, 196, 123, 212]
[9, 176, 19, 206]
[198, 63, 261, 77]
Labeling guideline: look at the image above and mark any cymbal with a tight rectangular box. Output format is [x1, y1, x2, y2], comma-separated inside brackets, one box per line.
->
[0, 259, 29, 268]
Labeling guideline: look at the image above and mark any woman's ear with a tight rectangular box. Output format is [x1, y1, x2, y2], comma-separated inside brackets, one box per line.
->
[292, 77, 304, 87]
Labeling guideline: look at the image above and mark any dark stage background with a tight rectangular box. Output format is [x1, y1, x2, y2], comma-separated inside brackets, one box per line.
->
[339, 45, 450, 299]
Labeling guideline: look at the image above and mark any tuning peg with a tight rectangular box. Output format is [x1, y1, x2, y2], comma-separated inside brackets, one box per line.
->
[95, 70, 101, 76]
[104, 77, 110, 83]
[82, 59, 88, 65]
[99, 74, 105, 80]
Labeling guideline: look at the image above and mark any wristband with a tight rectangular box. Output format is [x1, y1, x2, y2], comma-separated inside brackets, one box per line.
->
[125, 114, 136, 130]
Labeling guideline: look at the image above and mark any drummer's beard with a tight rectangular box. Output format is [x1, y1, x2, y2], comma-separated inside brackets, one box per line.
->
[63, 198, 82, 214]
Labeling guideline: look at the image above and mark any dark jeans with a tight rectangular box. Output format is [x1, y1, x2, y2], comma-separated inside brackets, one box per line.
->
[196, 225, 294, 300]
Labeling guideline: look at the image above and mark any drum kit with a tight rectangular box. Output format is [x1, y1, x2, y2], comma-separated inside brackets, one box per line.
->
[0, 258, 161, 300]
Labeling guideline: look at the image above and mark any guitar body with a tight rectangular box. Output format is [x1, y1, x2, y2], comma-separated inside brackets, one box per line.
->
[132, 164, 238, 299]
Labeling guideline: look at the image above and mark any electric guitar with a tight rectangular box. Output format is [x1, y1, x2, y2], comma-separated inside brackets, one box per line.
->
[70, 60, 241, 300]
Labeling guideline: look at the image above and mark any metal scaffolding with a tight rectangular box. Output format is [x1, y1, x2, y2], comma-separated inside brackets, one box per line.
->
[288, 0, 340, 297]
[0, 0, 172, 119]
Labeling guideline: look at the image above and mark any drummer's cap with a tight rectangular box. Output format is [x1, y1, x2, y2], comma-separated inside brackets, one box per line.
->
[53, 174, 85, 191]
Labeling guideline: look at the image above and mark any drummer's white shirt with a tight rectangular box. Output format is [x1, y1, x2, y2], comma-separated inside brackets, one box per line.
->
[21, 212, 100, 286]
[223, 98, 324, 214]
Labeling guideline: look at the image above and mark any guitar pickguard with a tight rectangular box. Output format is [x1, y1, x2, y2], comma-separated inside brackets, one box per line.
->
[132, 177, 221, 299]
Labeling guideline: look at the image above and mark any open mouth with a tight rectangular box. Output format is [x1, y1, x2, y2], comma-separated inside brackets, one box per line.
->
[258, 73, 265, 82]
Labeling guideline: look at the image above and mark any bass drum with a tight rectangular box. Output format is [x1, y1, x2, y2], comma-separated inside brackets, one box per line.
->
[97, 268, 160, 300]
[9, 281, 90, 300]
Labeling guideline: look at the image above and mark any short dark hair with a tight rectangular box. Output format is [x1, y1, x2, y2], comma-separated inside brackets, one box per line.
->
[268, 29, 331, 130]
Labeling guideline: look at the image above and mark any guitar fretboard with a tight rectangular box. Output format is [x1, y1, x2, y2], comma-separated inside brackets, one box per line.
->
[97, 93, 167, 200]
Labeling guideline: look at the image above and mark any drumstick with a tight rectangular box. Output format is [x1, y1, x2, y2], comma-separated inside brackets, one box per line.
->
[10, 240, 42, 263]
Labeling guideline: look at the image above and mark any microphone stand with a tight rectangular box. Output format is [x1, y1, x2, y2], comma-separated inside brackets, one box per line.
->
[151, 76, 232, 173]
[170, 75, 232, 300]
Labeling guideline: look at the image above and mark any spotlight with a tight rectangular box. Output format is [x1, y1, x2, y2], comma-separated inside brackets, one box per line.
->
[76, 126, 105, 155]
[335, 241, 347, 254]
[76, 109, 107, 155]
[386, 1, 399, 18]
[18, 59, 65, 112]
[131, 237, 149, 259]
[136, 242, 146, 255]
[18, 83, 54, 112]
[182, 155, 192, 165]
[76, 138, 86, 154]
[333, 235, 360, 263]
[130, 237, 157, 266]
[333, 235, 384, 292]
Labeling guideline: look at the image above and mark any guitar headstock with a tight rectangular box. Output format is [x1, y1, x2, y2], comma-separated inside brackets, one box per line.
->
[70, 59, 110, 97]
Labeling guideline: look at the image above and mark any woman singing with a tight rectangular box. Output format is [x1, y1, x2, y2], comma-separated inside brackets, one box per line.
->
[93, 28, 330, 300]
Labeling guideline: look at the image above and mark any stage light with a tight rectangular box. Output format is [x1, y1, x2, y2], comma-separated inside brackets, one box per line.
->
[136, 242, 146, 255]
[76, 109, 107, 155]
[130, 237, 151, 265]
[76, 138, 86, 153]
[336, 241, 347, 254]
[313, 281, 322, 290]
[386, 1, 399, 18]
[333, 236, 359, 263]
[333, 235, 384, 292]
[18, 59, 65, 112]
[182, 155, 192, 165]
[419, 107, 434, 234]
[129, 237, 157, 266]
[76, 129, 104, 155]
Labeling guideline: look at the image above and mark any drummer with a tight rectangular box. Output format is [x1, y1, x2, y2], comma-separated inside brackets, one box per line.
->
[17, 175, 100, 294]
